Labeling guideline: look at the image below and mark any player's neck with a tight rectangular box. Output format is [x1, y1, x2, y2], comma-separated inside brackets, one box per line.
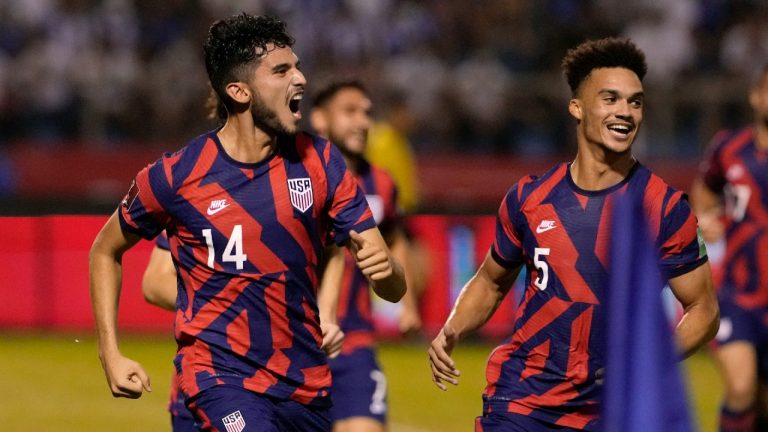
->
[217, 117, 277, 164]
[570, 151, 636, 191]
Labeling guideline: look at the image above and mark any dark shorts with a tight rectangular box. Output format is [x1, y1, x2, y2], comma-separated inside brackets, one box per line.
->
[170, 389, 199, 431]
[715, 296, 768, 379]
[172, 409, 200, 432]
[188, 385, 331, 432]
[328, 347, 387, 424]
[476, 412, 593, 432]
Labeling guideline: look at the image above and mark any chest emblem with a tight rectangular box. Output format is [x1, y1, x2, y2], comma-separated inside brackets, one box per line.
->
[288, 178, 313, 212]
[536, 220, 557, 234]
[207, 199, 230, 216]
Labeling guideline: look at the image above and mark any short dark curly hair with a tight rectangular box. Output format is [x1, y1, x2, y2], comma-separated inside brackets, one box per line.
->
[561, 37, 647, 96]
[312, 79, 370, 109]
[203, 14, 295, 110]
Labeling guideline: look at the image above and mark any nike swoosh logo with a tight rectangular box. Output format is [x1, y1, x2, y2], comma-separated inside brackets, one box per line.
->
[536, 225, 556, 234]
[207, 204, 230, 216]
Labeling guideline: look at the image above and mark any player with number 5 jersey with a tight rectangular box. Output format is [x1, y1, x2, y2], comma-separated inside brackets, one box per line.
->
[89, 14, 406, 432]
[428, 37, 719, 431]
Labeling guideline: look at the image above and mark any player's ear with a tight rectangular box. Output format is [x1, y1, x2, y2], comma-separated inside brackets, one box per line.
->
[225, 82, 251, 105]
[568, 99, 583, 121]
[310, 109, 327, 135]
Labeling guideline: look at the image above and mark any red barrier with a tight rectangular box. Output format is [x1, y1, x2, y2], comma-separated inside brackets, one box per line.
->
[400, 215, 516, 340]
[0, 216, 173, 331]
[0, 215, 517, 340]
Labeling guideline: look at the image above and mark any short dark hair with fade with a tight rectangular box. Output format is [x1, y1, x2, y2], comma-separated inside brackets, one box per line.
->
[561, 37, 647, 96]
[312, 79, 370, 109]
[203, 14, 295, 110]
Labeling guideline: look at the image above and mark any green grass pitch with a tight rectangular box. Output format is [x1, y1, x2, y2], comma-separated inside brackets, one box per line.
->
[0, 333, 722, 431]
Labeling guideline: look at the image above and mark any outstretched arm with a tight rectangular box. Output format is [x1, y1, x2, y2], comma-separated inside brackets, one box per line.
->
[346, 228, 407, 303]
[429, 251, 521, 390]
[388, 228, 422, 336]
[89, 211, 152, 398]
[141, 246, 177, 312]
[668, 262, 719, 359]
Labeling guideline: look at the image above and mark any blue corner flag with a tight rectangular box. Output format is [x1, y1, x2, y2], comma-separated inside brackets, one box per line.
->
[602, 192, 694, 432]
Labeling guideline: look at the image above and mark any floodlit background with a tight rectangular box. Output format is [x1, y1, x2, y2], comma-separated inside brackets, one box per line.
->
[2, 0, 763, 430]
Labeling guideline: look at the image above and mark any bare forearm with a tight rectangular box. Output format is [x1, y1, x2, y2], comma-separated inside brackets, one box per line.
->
[89, 212, 141, 358]
[668, 263, 719, 359]
[89, 248, 124, 358]
[142, 275, 176, 311]
[142, 248, 177, 312]
[370, 258, 407, 303]
[318, 247, 344, 323]
[446, 275, 506, 340]
[390, 232, 419, 312]
[675, 301, 720, 359]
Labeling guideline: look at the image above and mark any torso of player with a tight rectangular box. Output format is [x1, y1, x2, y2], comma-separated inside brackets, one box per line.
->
[119, 129, 376, 405]
[717, 129, 768, 230]
[486, 162, 703, 429]
[164, 136, 330, 281]
[711, 129, 768, 304]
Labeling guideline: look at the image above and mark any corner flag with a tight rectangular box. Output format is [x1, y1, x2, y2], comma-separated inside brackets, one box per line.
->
[602, 191, 694, 432]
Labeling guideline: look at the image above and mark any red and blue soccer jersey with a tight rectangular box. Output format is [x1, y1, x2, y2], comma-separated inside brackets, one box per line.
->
[119, 129, 375, 408]
[337, 160, 400, 353]
[700, 128, 768, 308]
[488, 162, 707, 430]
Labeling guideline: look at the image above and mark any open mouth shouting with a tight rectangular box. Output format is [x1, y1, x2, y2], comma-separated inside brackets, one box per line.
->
[289, 91, 303, 118]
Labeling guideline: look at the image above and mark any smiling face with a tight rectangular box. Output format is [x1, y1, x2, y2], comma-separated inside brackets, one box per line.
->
[243, 44, 306, 135]
[311, 86, 372, 156]
[569, 67, 644, 155]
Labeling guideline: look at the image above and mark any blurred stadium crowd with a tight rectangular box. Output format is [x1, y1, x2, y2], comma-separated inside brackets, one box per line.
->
[0, 0, 767, 200]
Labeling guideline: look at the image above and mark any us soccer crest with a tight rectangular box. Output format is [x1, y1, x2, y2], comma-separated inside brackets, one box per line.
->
[288, 178, 313, 212]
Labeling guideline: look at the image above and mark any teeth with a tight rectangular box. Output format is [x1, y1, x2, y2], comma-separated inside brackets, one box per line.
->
[291, 94, 303, 101]
[608, 125, 631, 133]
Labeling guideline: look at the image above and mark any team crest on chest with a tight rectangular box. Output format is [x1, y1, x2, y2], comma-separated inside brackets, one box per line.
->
[288, 178, 313, 212]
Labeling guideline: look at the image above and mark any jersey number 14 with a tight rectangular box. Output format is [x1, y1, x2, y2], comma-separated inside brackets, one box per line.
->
[201, 225, 248, 269]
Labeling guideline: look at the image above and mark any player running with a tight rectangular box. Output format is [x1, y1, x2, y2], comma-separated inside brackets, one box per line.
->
[428, 37, 719, 431]
[90, 14, 406, 432]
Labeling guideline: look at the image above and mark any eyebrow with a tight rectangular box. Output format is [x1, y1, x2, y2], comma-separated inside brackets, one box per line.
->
[270, 58, 300, 73]
[598, 89, 645, 99]
[271, 62, 291, 72]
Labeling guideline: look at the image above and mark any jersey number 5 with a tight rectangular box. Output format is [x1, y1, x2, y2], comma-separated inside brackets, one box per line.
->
[533, 247, 550, 290]
[201, 225, 248, 270]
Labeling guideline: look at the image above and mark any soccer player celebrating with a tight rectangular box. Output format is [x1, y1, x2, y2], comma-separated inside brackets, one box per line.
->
[89, 14, 406, 432]
[310, 80, 422, 432]
[691, 64, 768, 432]
[428, 37, 719, 431]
